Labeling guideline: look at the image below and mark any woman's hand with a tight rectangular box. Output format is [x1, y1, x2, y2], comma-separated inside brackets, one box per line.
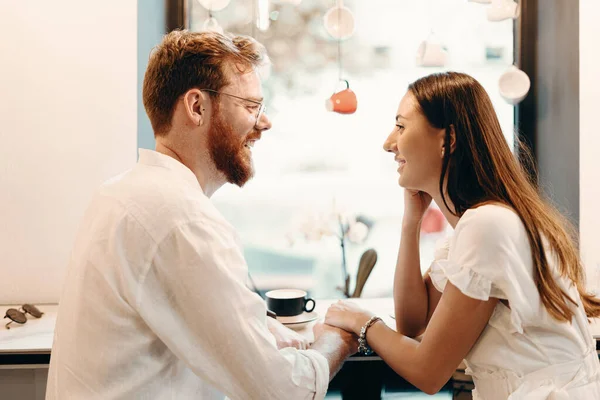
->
[403, 189, 433, 226]
[324, 300, 374, 335]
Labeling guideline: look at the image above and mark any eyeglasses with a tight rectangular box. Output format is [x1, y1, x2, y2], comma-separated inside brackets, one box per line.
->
[4, 304, 44, 329]
[200, 89, 266, 127]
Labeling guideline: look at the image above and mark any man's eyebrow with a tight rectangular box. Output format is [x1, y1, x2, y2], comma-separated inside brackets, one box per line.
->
[247, 96, 264, 103]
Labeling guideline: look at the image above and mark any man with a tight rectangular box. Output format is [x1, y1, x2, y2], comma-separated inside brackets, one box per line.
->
[46, 30, 357, 399]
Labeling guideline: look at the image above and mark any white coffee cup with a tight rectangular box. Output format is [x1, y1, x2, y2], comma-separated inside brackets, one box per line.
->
[416, 40, 447, 67]
[487, 0, 520, 22]
[498, 65, 530, 105]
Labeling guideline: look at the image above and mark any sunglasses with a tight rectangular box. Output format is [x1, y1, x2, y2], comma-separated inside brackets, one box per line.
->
[4, 304, 44, 329]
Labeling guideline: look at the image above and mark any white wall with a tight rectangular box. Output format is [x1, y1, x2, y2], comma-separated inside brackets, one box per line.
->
[0, 2, 138, 304]
[580, 1, 600, 292]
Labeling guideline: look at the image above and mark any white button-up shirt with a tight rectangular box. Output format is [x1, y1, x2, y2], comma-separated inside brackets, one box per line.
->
[46, 149, 329, 400]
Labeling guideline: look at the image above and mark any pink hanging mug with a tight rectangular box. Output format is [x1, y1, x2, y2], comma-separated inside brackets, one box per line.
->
[325, 80, 357, 114]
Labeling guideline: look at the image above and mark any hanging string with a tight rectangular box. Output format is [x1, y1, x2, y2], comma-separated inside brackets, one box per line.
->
[337, 0, 342, 83]
[514, 1, 521, 67]
[428, 0, 434, 37]
[337, 11, 342, 82]
[252, 0, 257, 38]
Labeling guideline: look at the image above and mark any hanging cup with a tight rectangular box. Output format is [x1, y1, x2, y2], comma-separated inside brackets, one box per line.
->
[325, 80, 357, 114]
[416, 41, 448, 67]
[202, 17, 224, 34]
[498, 65, 530, 105]
[487, 0, 520, 22]
[197, 0, 231, 12]
[323, 5, 356, 40]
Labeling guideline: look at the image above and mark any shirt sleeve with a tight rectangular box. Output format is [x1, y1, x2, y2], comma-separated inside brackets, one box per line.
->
[429, 206, 513, 301]
[135, 219, 329, 400]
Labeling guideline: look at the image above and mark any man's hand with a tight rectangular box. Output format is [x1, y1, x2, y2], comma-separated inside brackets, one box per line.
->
[312, 322, 358, 355]
[267, 317, 310, 350]
[311, 321, 359, 380]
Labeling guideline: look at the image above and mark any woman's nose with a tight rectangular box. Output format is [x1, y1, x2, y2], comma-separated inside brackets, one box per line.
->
[383, 132, 397, 152]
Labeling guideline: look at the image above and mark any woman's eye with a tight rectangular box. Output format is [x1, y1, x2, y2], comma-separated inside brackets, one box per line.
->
[395, 124, 404, 131]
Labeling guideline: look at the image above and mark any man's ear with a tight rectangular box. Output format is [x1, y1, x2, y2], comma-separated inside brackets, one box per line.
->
[183, 89, 209, 126]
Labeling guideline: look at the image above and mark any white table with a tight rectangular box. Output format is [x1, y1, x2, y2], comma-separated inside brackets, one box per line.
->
[2, 300, 600, 365]
[0, 305, 57, 369]
[0, 300, 393, 366]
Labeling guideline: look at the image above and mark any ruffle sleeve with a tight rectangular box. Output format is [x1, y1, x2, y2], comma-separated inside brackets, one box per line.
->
[427, 205, 537, 334]
[430, 258, 504, 301]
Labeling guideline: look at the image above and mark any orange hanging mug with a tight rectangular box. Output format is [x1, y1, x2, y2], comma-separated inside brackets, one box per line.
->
[325, 80, 357, 114]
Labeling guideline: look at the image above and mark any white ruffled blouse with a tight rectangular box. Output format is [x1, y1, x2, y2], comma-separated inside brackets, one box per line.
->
[429, 205, 600, 399]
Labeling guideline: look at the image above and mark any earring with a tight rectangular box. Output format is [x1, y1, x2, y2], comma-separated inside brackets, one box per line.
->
[441, 148, 445, 157]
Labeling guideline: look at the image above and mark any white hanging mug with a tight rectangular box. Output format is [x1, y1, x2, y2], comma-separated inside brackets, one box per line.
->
[323, 5, 355, 40]
[416, 40, 447, 67]
[487, 0, 520, 22]
[202, 17, 224, 34]
[197, 0, 231, 12]
[498, 65, 530, 105]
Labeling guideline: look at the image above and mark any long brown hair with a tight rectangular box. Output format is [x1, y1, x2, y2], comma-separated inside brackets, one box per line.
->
[409, 72, 600, 322]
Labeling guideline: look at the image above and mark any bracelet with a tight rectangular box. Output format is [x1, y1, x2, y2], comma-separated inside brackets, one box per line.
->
[358, 316, 382, 355]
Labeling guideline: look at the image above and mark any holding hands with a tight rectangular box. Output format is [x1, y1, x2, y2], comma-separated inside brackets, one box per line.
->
[324, 300, 375, 336]
[312, 321, 359, 355]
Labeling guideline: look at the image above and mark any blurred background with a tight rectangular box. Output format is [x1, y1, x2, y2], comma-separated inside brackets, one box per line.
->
[183, 0, 515, 298]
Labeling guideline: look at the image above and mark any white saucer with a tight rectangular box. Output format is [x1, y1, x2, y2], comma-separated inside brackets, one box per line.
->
[277, 311, 319, 330]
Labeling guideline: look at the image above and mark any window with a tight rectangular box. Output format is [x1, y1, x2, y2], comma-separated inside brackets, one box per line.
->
[188, 0, 515, 298]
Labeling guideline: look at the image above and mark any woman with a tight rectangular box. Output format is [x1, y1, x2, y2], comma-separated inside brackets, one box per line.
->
[325, 72, 600, 399]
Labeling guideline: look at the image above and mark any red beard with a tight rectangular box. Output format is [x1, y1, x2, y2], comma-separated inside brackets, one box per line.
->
[207, 106, 256, 187]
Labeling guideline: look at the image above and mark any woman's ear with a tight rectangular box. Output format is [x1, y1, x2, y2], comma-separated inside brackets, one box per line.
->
[448, 124, 457, 154]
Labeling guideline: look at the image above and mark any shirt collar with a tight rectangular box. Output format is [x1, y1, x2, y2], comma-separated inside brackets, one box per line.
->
[137, 149, 202, 190]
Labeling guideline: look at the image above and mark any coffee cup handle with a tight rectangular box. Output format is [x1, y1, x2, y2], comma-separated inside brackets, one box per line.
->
[304, 298, 316, 313]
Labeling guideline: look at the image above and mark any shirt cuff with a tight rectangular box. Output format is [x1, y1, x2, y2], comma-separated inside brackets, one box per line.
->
[301, 349, 330, 400]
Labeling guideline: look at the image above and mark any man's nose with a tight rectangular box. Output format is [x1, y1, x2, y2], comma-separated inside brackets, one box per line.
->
[256, 112, 272, 131]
